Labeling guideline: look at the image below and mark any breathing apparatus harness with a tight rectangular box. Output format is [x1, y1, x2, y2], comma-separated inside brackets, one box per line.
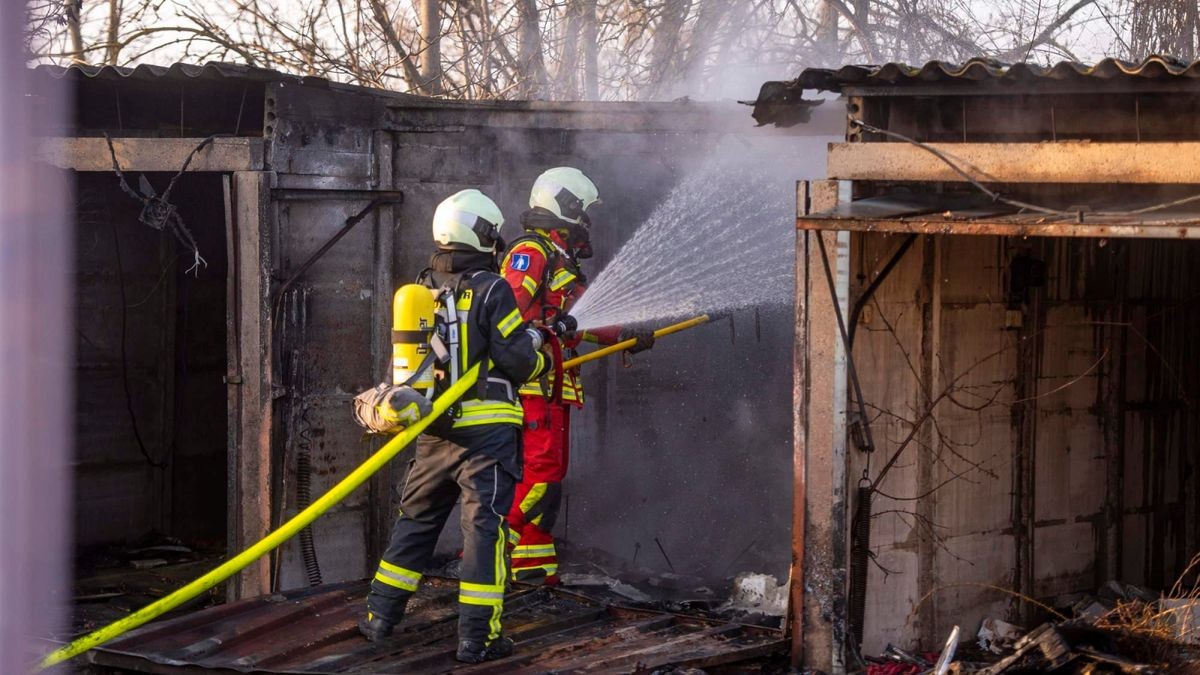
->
[413, 265, 492, 425]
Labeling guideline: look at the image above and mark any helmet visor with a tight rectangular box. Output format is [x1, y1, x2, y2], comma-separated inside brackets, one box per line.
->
[471, 216, 501, 250]
[555, 188, 586, 223]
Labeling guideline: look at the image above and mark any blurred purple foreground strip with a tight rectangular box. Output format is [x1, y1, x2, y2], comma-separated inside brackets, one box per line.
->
[0, 4, 72, 672]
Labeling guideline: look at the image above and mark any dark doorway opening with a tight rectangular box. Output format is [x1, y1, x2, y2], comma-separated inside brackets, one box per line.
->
[72, 171, 229, 615]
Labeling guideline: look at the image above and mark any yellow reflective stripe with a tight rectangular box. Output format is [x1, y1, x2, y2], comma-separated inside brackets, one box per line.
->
[453, 416, 523, 429]
[461, 580, 505, 593]
[520, 275, 539, 296]
[512, 544, 556, 559]
[512, 563, 558, 577]
[507, 529, 522, 545]
[549, 268, 576, 291]
[518, 381, 585, 402]
[493, 523, 504, 640]
[497, 308, 522, 338]
[459, 592, 504, 607]
[375, 560, 422, 592]
[379, 559, 422, 577]
[518, 238, 550, 258]
[452, 400, 525, 427]
[530, 514, 543, 527]
[459, 401, 524, 414]
[519, 483, 547, 514]
[459, 581, 505, 606]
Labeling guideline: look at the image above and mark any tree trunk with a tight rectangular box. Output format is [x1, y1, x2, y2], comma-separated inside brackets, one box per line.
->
[65, 0, 85, 64]
[645, 0, 692, 99]
[1183, 0, 1198, 61]
[582, 0, 598, 99]
[680, 0, 732, 94]
[852, 0, 874, 60]
[418, 0, 443, 95]
[817, 1, 840, 66]
[557, 0, 585, 99]
[105, 0, 123, 65]
[516, 0, 547, 98]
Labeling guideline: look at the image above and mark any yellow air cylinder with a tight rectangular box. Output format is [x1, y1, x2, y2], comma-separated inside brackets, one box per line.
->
[392, 284, 437, 391]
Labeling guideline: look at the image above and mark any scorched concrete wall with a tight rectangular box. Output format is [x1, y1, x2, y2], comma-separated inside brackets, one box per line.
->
[265, 80, 827, 588]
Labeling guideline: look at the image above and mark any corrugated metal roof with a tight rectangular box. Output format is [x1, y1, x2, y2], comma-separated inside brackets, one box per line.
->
[33, 61, 305, 85]
[84, 578, 785, 674]
[751, 55, 1200, 126]
[792, 55, 1200, 92]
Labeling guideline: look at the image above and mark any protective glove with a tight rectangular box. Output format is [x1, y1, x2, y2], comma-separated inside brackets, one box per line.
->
[619, 327, 656, 354]
[353, 383, 433, 434]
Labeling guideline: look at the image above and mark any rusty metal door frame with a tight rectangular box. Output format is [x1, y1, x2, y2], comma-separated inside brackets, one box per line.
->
[791, 180, 852, 674]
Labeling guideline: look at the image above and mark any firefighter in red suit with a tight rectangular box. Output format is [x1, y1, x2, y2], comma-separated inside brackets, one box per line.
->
[500, 167, 654, 585]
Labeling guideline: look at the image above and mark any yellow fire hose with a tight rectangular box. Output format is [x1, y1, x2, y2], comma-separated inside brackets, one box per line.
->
[40, 314, 709, 668]
[562, 314, 710, 370]
[39, 364, 482, 670]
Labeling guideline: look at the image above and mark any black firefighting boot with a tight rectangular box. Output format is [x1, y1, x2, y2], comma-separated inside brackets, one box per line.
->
[357, 612, 395, 642]
[455, 636, 514, 663]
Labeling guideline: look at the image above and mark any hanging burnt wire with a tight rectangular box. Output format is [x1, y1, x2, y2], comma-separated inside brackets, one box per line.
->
[103, 133, 213, 276]
[279, 287, 322, 588]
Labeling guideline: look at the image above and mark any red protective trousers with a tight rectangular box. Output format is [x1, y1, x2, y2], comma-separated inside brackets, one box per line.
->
[506, 395, 569, 583]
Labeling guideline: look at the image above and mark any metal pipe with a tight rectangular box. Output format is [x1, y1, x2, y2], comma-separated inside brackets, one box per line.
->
[816, 235, 875, 453]
[560, 315, 710, 370]
[271, 196, 402, 327]
[847, 234, 917, 348]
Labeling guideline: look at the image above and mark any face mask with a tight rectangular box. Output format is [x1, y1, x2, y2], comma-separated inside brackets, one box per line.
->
[569, 213, 593, 259]
[491, 234, 507, 270]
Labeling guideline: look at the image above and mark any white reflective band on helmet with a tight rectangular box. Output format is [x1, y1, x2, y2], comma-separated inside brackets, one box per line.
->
[529, 167, 599, 224]
[432, 189, 505, 252]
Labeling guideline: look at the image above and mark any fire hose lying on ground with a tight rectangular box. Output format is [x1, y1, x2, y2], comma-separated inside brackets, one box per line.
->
[39, 313, 709, 669]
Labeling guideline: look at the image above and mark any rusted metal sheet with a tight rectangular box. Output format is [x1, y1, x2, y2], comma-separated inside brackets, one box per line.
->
[35, 137, 264, 172]
[86, 579, 784, 674]
[828, 141, 1200, 184]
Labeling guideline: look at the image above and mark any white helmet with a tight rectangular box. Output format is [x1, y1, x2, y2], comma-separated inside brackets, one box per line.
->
[529, 167, 599, 225]
[431, 189, 505, 252]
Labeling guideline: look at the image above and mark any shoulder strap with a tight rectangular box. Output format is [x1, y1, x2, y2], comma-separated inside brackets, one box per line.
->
[507, 234, 560, 312]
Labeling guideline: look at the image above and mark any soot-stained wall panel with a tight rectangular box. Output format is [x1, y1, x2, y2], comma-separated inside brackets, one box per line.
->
[272, 197, 382, 589]
[386, 112, 827, 583]
[272, 92, 823, 588]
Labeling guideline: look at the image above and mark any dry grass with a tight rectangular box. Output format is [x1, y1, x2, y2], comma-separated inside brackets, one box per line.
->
[1092, 554, 1200, 671]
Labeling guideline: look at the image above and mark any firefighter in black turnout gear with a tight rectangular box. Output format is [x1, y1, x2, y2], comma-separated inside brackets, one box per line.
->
[355, 189, 549, 664]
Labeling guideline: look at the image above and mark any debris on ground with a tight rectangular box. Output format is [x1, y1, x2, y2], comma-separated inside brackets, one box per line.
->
[977, 617, 1023, 654]
[721, 573, 788, 616]
[865, 571, 1200, 674]
[864, 644, 940, 674]
[557, 572, 654, 603]
[70, 535, 221, 639]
